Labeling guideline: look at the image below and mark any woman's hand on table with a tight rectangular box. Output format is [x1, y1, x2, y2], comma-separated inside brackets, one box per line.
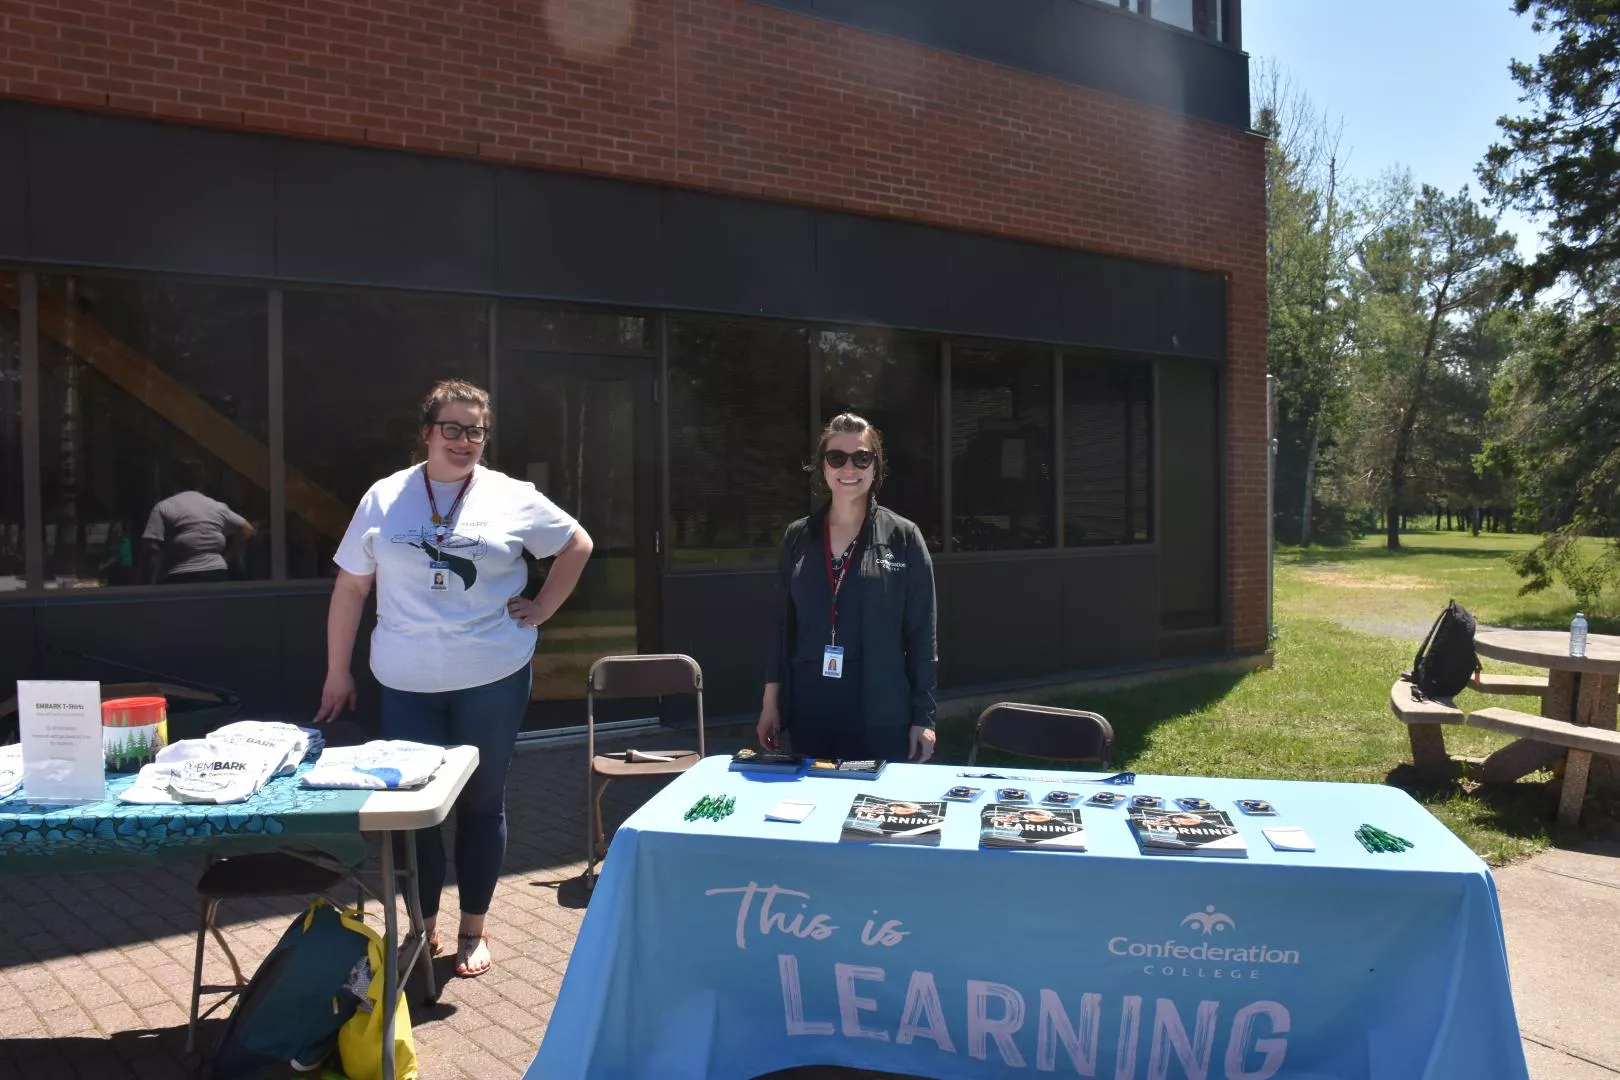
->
[757, 704, 782, 752]
[314, 671, 356, 723]
[909, 725, 936, 763]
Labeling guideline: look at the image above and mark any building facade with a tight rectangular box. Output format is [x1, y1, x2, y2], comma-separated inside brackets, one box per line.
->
[0, 0, 1265, 730]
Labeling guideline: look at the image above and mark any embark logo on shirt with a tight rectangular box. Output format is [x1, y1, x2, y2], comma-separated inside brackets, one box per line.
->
[392, 527, 487, 589]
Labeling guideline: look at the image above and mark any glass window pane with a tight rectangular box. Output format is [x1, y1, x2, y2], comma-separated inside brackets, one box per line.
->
[0, 273, 21, 590]
[1064, 358, 1153, 546]
[950, 345, 1053, 551]
[283, 289, 489, 579]
[38, 275, 269, 588]
[669, 317, 808, 566]
[820, 329, 942, 549]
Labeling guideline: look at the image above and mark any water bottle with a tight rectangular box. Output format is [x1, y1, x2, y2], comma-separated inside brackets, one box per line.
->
[1570, 612, 1589, 658]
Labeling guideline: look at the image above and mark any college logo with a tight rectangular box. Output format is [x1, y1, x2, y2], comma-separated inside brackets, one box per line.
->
[1108, 905, 1300, 979]
[1180, 905, 1235, 936]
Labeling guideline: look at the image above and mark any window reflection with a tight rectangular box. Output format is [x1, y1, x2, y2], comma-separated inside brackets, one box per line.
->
[282, 289, 489, 578]
[0, 274, 20, 590]
[37, 275, 270, 587]
[668, 318, 809, 565]
[820, 329, 942, 549]
[1064, 358, 1152, 546]
[951, 346, 1054, 551]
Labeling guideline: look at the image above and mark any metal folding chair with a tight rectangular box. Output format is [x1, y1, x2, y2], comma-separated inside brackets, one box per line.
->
[967, 702, 1115, 767]
[586, 654, 706, 883]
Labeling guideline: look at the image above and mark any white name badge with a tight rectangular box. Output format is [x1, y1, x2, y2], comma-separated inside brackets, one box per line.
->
[428, 561, 449, 592]
[822, 645, 845, 679]
[16, 680, 106, 803]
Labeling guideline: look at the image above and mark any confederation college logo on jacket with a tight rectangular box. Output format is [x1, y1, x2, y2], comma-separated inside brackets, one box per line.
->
[1107, 904, 1301, 979]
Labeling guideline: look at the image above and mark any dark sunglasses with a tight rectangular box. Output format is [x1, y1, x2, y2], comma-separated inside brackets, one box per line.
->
[430, 421, 489, 444]
[822, 449, 876, 470]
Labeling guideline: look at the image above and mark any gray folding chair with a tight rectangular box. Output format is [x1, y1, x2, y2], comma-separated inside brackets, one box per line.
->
[586, 654, 706, 883]
[967, 702, 1115, 767]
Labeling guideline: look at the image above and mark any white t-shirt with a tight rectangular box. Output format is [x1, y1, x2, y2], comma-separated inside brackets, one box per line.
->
[333, 464, 578, 693]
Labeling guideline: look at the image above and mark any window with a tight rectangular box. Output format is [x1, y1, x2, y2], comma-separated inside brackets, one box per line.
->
[668, 317, 809, 565]
[501, 303, 651, 355]
[1120, 0, 1225, 41]
[283, 289, 489, 578]
[1064, 358, 1152, 545]
[950, 345, 1053, 551]
[0, 273, 20, 589]
[37, 275, 270, 587]
[820, 329, 942, 549]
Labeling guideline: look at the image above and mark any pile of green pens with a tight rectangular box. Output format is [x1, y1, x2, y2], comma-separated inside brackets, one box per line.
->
[1355, 823, 1413, 853]
[686, 794, 735, 822]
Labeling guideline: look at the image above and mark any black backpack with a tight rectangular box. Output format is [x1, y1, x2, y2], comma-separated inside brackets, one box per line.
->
[1403, 600, 1481, 703]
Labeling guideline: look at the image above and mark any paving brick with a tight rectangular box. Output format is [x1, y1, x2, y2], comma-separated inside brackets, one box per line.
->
[38, 1003, 97, 1038]
[90, 1000, 144, 1037]
[117, 979, 171, 1009]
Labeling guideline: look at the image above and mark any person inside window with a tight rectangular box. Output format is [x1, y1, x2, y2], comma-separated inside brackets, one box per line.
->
[757, 413, 938, 763]
[314, 378, 594, 979]
[139, 462, 255, 584]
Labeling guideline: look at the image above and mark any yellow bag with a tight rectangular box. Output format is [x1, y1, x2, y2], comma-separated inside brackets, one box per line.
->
[335, 909, 418, 1080]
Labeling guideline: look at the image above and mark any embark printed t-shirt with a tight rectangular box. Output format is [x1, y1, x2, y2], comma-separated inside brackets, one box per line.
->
[334, 464, 578, 693]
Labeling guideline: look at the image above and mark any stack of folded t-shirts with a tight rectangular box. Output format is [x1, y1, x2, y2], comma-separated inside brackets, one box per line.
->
[0, 743, 22, 801]
[120, 720, 312, 805]
[299, 740, 445, 791]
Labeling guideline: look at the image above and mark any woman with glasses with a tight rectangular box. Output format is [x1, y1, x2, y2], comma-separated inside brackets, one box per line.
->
[314, 378, 593, 979]
[757, 413, 938, 764]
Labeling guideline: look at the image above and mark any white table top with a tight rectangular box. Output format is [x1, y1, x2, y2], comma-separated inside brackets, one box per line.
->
[1475, 626, 1620, 675]
[356, 744, 479, 832]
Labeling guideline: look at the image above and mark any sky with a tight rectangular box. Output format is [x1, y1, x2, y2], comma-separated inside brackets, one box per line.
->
[1242, 0, 1549, 256]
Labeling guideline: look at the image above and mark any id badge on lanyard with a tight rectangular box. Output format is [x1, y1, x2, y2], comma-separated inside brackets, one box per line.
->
[428, 561, 450, 592]
[823, 520, 858, 679]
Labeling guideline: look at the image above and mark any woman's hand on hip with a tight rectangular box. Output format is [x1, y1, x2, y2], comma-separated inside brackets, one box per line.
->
[314, 671, 356, 724]
[757, 704, 782, 752]
[506, 595, 544, 628]
[909, 725, 937, 763]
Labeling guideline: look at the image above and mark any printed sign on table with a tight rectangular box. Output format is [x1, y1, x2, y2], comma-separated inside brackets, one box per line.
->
[16, 680, 105, 802]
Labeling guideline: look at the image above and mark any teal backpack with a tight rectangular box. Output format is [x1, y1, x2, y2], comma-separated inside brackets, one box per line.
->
[208, 898, 373, 1078]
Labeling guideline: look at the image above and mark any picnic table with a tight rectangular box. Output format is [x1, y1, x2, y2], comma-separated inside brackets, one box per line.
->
[1473, 627, 1620, 792]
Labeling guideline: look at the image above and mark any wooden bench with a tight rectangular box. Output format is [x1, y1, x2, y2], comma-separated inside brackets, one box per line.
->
[1391, 677, 1620, 825]
[1389, 679, 1465, 774]
[1468, 673, 1550, 697]
[1470, 707, 1620, 826]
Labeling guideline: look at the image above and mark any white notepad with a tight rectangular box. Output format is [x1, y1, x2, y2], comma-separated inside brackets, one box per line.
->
[766, 800, 816, 823]
[1263, 826, 1316, 852]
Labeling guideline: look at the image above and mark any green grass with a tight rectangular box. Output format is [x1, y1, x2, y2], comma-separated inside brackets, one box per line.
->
[934, 529, 1619, 866]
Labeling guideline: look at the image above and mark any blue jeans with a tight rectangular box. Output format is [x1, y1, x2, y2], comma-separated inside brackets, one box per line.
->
[380, 662, 532, 918]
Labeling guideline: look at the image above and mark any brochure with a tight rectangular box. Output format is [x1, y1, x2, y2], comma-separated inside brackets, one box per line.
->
[979, 803, 1087, 850]
[839, 794, 945, 845]
[1126, 808, 1248, 858]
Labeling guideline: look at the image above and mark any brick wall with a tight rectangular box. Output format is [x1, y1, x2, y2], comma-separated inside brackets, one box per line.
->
[1, 0, 1269, 653]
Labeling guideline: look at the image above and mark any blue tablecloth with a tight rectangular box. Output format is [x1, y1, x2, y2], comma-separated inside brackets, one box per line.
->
[527, 757, 1528, 1080]
[0, 763, 370, 873]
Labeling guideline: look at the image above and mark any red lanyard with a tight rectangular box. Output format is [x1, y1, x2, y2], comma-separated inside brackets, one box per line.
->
[824, 517, 860, 647]
[422, 468, 474, 531]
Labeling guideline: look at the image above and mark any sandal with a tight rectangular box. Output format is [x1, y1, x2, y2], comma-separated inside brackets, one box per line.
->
[455, 934, 491, 978]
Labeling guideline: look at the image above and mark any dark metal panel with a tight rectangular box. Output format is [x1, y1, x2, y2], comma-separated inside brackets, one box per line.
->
[659, 189, 817, 317]
[813, 213, 950, 330]
[32, 593, 292, 717]
[26, 108, 276, 276]
[277, 588, 382, 733]
[935, 558, 1065, 685]
[1158, 360, 1221, 629]
[1058, 551, 1159, 669]
[946, 232, 1063, 343]
[276, 140, 495, 292]
[662, 571, 777, 717]
[496, 167, 665, 304]
[0, 607, 37, 692]
[751, 0, 1250, 130]
[1060, 253, 1226, 359]
[0, 103, 27, 259]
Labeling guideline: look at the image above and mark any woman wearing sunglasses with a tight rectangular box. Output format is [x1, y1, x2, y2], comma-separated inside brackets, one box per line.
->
[314, 378, 594, 979]
[758, 413, 938, 764]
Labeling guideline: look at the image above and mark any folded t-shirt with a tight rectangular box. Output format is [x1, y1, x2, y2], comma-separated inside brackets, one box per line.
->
[120, 741, 283, 804]
[0, 743, 22, 801]
[300, 741, 445, 791]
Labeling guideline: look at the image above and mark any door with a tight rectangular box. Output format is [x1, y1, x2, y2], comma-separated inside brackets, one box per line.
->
[496, 351, 660, 732]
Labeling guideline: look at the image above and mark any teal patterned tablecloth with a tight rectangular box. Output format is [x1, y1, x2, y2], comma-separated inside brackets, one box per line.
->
[0, 763, 370, 874]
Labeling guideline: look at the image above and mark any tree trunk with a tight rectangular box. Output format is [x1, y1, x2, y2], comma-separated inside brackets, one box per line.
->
[1300, 411, 1323, 546]
[1472, 505, 1482, 537]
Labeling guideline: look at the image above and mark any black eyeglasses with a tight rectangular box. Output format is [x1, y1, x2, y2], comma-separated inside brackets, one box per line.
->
[822, 449, 875, 470]
[431, 421, 489, 444]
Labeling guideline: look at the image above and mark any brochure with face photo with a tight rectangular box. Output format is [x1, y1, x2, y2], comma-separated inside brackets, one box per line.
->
[809, 759, 888, 781]
[979, 803, 1087, 850]
[1126, 808, 1249, 858]
[839, 794, 946, 845]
